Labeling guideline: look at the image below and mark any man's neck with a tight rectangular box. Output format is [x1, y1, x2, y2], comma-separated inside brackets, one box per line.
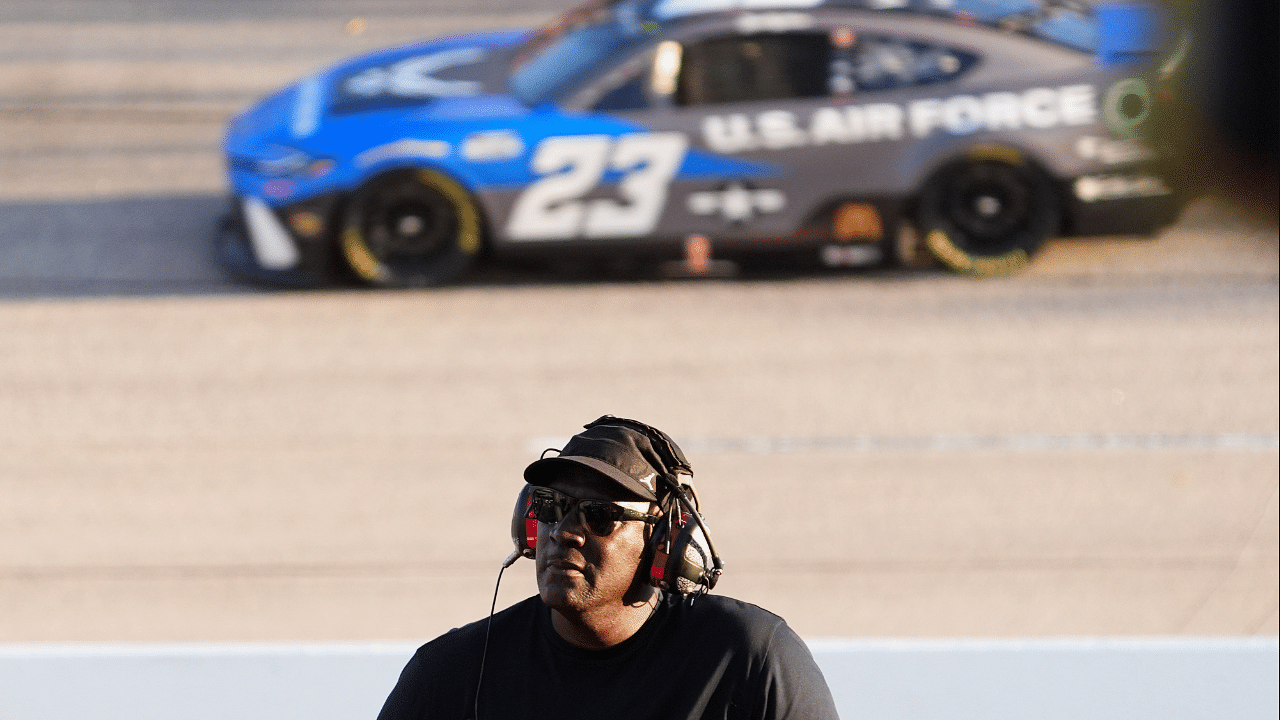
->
[550, 593, 660, 649]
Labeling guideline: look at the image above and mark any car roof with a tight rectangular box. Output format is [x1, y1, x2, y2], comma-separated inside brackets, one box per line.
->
[644, 0, 1095, 22]
[622, 0, 1101, 55]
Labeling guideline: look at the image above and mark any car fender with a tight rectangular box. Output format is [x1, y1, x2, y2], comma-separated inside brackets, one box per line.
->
[900, 131, 1035, 184]
[340, 158, 495, 255]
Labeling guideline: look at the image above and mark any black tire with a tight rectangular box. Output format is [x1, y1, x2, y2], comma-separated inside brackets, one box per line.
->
[916, 155, 1058, 276]
[340, 169, 483, 287]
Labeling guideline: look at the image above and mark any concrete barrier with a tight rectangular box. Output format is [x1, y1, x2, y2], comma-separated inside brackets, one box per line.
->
[1, 637, 1275, 719]
[808, 637, 1278, 720]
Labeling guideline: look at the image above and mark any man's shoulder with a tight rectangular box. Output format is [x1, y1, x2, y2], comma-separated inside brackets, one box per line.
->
[676, 595, 839, 719]
[669, 593, 791, 646]
[682, 593, 786, 623]
[411, 595, 543, 666]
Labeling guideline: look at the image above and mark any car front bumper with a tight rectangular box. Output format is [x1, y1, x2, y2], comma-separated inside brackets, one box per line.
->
[1061, 169, 1189, 237]
[213, 195, 345, 288]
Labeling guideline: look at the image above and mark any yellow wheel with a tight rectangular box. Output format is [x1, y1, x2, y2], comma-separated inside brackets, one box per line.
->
[341, 169, 482, 287]
[916, 155, 1057, 276]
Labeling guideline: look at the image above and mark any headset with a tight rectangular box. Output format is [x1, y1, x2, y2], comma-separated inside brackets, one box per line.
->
[507, 415, 724, 595]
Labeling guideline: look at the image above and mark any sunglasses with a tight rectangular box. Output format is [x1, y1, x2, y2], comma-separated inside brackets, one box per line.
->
[527, 487, 660, 537]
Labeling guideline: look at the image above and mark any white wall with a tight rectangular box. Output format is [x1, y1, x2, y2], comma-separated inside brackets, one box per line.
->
[1, 637, 1275, 720]
[809, 637, 1278, 720]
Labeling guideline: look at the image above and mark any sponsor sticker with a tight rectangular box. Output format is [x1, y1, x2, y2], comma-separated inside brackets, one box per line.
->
[1074, 173, 1170, 202]
[462, 130, 525, 162]
[1075, 135, 1154, 164]
[735, 12, 814, 33]
[291, 77, 324, 139]
[832, 202, 883, 241]
[355, 139, 451, 168]
[702, 85, 1097, 153]
[686, 184, 786, 222]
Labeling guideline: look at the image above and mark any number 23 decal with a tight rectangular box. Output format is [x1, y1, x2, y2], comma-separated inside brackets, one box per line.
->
[506, 133, 687, 241]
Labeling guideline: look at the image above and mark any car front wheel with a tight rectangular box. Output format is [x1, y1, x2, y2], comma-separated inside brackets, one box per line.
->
[916, 156, 1058, 276]
[340, 169, 483, 287]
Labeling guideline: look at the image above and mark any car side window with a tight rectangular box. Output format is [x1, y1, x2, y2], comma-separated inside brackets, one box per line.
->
[593, 75, 650, 111]
[670, 30, 976, 107]
[585, 46, 662, 112]
[836, 35, 977, 94]
[676, 32, 831, 106]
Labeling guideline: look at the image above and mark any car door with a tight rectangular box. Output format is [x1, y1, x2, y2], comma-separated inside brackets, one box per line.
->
[577, 18, 842, 242]
[568, 12, 986, 245]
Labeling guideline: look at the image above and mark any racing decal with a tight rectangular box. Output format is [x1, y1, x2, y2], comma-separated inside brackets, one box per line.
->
[286, 210, 325, 239]
[242, 198, 301, 270]
[506, 133, 688, 241]
[821, 243, 883, 267]
[462, 130, 524, 162]
[704, 106, 899, 152]
[1075, 135, 1154, 164]
[265, 179, 294, 199]
[291, 77, 324, 139]
[832, 202, 883, 241]
[653, 0, 820, 21]
[355, 139, 450, 169]
[686, 184, 786, 222]
[735, 12, 814, 33]
[1103, 78, 1151, 138]
[339, 47, 486, 103]
[702, 85, 1097, 153]
[1074, 173, 1170, 202]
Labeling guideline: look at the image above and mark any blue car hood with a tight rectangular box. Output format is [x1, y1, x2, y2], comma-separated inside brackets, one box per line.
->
[226, 29, 530, 151]
[324, 29, 530, 114]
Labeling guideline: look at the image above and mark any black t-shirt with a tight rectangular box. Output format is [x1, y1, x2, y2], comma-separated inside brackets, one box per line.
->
[377, 593, 840, 720]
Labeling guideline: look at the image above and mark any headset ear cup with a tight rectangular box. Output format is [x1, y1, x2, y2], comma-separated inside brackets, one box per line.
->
[669, 515, 715, 593]
[511, 485, 538, 560]
[648, 509, 715, 594]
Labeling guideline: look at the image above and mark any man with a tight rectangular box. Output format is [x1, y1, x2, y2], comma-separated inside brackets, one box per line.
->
[378, 416, 840, 720]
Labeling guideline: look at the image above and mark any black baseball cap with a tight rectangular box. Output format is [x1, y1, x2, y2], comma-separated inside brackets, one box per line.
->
[523, 417, 690, 502]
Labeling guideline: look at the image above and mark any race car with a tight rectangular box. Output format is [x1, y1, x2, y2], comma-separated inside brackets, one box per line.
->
[219, 0, 1182, 287]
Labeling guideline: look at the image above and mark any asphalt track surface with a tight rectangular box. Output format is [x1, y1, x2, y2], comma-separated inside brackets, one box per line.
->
[1, 1, 1276, 643]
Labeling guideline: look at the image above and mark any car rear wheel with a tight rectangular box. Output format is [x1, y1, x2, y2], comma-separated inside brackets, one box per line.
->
[340, 169, 482, 287]
[916, 156, 1058, 276]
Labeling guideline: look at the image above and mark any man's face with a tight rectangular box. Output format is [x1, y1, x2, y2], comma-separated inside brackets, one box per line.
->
[534, 466, 655, 616]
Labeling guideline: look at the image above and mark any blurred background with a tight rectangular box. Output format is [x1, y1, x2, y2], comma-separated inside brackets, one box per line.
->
[0, 0, 1275, 666]
[1150, 0, 1277, 221]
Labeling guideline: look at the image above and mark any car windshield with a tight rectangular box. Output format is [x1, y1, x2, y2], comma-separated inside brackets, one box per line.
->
[509, 0, 654, 105]
[1025, 6, 1096, 51]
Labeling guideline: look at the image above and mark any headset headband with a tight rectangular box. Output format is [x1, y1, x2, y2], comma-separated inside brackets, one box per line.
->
[583, 415, 723, 589]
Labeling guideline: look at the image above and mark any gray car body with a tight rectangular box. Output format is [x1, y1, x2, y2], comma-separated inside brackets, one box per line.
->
[478, 5, 1172, 264]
